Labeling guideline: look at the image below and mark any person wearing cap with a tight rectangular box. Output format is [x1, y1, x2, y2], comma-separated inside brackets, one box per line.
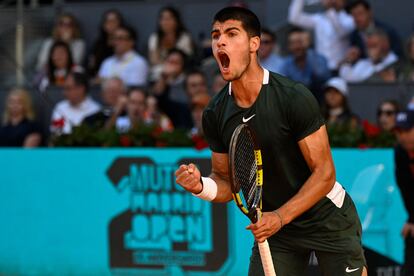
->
[394, 109, 414, 275]
[321, 77, 359, 127]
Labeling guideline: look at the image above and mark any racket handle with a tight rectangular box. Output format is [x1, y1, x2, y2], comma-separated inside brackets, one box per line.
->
[258, 240, 276, 276]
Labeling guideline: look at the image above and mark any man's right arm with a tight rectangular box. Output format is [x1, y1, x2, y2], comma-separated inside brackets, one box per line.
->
[175, 152, 233, 203]
[288, 0, 317, 29]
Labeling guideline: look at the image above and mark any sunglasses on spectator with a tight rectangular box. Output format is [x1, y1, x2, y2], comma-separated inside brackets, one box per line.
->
[377, 109, 396, 116]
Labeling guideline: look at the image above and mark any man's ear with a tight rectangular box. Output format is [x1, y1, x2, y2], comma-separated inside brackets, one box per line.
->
[250, 36, 260, 53]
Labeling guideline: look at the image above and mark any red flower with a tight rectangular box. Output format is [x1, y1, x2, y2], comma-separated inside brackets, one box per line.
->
[362, 120, 380, 137]
[119, 135, 132, 147]
[192, 135, 209, 150]
[152, 126, 164, 137]
[358, 143, 369, 149]
[52, 118, 65, 129]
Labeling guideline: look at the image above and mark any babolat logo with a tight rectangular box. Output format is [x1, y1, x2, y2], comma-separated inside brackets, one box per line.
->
[106, 157, 229, 273]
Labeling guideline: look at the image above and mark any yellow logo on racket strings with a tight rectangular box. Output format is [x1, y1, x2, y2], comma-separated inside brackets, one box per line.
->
[254, 150, 262, 165]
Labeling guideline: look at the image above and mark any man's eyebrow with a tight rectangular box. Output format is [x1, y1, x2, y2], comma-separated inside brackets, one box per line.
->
[211, 27, 241, 35]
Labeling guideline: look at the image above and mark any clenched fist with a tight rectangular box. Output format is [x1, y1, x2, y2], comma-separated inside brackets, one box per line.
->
[175, 163, 202, 194]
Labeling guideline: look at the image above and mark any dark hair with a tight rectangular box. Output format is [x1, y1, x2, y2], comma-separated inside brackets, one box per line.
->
[288, 26, 306, 36]
[213, 7, 261, 38]
[377, 99, 400, 115]
[98, 9, 125, 43]
[69, 71, 89, 92]
[47, 40, 73, 84]
[128, 86, 148, 97]
[346, 0, 371, 13]
[261, 27, 276, 42]
[117, 25, 138, 47]
[167, 48, 189, 71]
[185, 69, 206, 87]
[156, 6, 186, 48]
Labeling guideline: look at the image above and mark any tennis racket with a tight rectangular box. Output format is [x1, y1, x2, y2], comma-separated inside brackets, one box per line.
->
[229, 124, 276, 276]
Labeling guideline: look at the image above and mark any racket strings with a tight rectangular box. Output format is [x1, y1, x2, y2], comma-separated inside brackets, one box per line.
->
[234, 129, 258, 208]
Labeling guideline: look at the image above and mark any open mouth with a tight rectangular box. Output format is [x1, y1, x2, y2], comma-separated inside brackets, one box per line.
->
[218, 52, 230, 71]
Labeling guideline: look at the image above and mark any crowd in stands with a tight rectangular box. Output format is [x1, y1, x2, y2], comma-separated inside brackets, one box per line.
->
[1, 0, 414, 148]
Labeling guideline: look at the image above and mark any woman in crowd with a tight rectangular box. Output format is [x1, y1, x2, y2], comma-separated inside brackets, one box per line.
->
[376, 99, 400, 132]
[148, 6, 194, 80]
[36, 13, 85, 72]
[0, 89, 42, 147]
[88, 9, 125, 77]
[321, 77, 359, 127]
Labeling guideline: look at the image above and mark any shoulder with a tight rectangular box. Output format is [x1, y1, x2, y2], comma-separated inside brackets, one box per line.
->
[132, 52, 148, 65]
[205, 84, 230, 112]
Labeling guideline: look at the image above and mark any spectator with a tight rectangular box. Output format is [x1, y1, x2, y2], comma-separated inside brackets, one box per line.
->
[151, 49, 192, 129]
[258, 27, 284, 74]
[339, 28, 399, 83]
[36, 40, 82, 92]
[185, 70, 209, 98]
[190, 93, 211, 150]
[88, 9, 125, 77]
[394, 109, 414, 276]
[82, 77, 127, 129]
[0, 88, 42, 147]
[36, 13, 85, 72]
[148, 6, 194, 80]
[279, 27, 331, 102]
[98, 25, 149, 87]
[115, 87, 147, 132]
[144, 95, 174, 131]
[288, 0, 355, 71]
[321, 77, 359, 126]
[346, 0, 403, 59]
[51, 72, 100, 134]
[399, 34, 414, 82]
[376, 99, 400, 132]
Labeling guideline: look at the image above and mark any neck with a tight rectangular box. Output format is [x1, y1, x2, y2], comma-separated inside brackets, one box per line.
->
[10, 114, 24, 125]
[231, 62, 263, 108]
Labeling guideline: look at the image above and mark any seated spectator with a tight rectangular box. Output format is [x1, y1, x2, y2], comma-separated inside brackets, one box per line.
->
[321, 77, 359, 126]
[185, 70, 209, 99]
[36, 40, 83, 92]
[36, 13, 85, 72]
[82, 77, 127, 129]
[377, 99, 400, 132]
[115, 88, 147, 132]
[190, 93, 211, 150]
[258, 27, 284, 74]
[288, 0, 355, 71]
[399, 34, 414, 82]
[144, 95, 174, 132]
[98, 25, 149, 87]
[148, 6, 194, 80]
[88, 9, 125, 77]
[339, 28, 399, 83]
[279, 27, 331, 102]
[346, 0, 402, 59]
[151, 49, 193, 129]
[0, 88, 42, 147]
[51, 71, 101, 134]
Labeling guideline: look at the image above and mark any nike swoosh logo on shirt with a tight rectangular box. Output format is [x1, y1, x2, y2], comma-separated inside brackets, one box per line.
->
[345, 267, 360, 273]
[242, 114, 256, 123]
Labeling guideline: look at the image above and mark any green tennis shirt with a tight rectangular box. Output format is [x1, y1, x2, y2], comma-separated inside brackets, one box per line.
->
[203, 69, 337, 232]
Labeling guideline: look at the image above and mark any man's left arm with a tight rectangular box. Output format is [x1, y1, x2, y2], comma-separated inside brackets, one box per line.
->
[247, 125, 335, 242]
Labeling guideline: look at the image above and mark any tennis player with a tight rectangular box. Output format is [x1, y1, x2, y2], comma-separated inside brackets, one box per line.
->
[175, 6, 367, 276]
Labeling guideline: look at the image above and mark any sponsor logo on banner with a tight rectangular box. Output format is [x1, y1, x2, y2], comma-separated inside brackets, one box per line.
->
[106, 157, 229, 273]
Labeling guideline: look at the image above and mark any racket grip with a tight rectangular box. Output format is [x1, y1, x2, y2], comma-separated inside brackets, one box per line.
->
[258, 240, 276, 276]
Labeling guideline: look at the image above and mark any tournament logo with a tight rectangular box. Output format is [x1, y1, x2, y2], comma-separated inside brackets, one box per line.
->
[106, 157, 229, 273]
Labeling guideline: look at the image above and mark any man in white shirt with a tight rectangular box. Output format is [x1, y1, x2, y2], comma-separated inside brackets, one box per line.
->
[99, 25, 149, 87]
[339, 28, 398, 83]
[51, 72, 100, 134]
[288, 0, 355, 71]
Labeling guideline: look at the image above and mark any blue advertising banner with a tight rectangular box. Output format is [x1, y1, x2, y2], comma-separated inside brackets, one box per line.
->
[0, 149, 407, 275]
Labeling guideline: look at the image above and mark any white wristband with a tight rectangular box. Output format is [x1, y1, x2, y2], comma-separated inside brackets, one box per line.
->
[192, 177, 217, 201]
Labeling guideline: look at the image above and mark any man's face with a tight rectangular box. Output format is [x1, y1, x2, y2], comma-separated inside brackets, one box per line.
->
[350, 4, 372, 30]
[63, 75, 85, 105]
[258, 33, 274, 60]
[102, 79, 124, 107]
[127, 90, 146, 122]
[288, 32, 306, 58]
[113, 29, 133, 55]
[186, 73, 208, 98]
[211, 19, 257, 81]
[396, 128, 414, 151]
[366, 35, 388, 63]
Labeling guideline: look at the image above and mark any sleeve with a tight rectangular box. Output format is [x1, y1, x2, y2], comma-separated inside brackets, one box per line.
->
[288, 0, 317, 29]
[339, 61, 373, 83]
[394, 146, 414, 223]
[202, 108, 227, 153]
[326, 10, 355, 38]
[177, 33, 194, 56]
[70, 39, 86, 65]
[288, 83, 324, 141]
